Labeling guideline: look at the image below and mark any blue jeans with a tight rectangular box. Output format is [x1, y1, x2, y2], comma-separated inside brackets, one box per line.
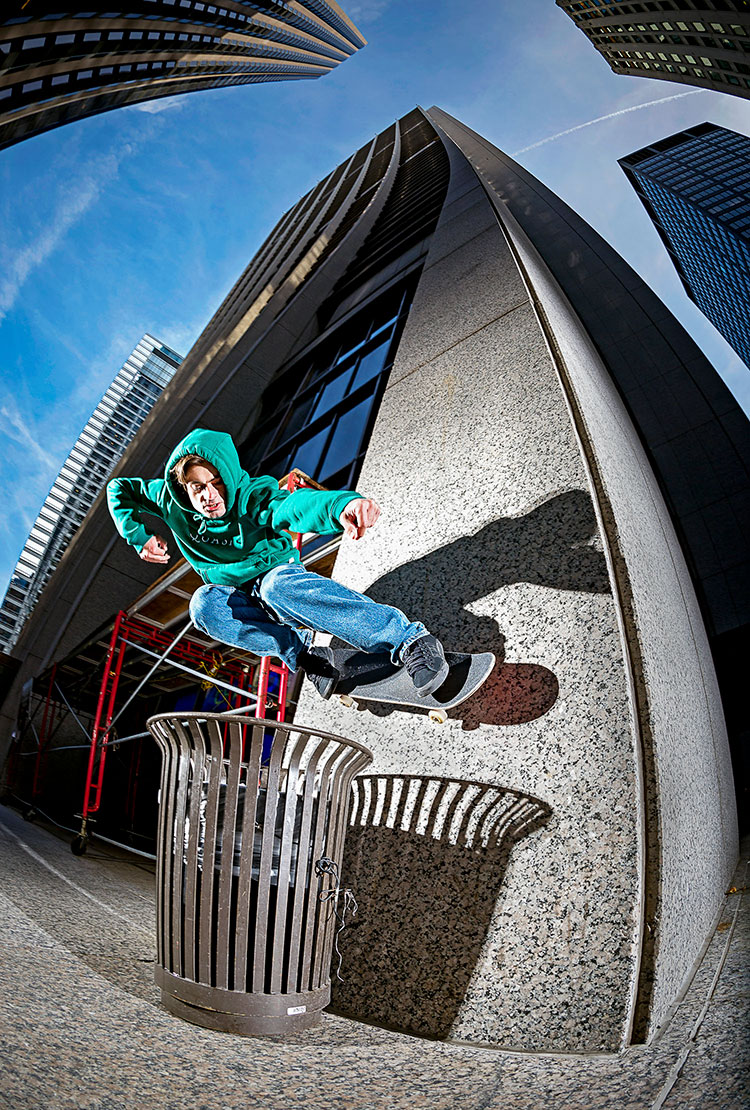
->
[189, 561, 427, 670]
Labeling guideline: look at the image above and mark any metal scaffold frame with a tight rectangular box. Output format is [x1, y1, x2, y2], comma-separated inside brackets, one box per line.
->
[7, 469, 341, 856]
[72, 610, 283, 854]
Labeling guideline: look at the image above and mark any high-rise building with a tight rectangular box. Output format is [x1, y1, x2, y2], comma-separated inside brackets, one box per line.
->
[0, 335, 181, 652]
[0, 1, 365, 150]
[619, 122, 750, 368]
[556, 2, 750, 99]
[1, 108, 747, 1055]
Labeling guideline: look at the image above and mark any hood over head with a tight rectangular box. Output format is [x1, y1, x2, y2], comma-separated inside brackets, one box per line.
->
[164, 428, 249, 515]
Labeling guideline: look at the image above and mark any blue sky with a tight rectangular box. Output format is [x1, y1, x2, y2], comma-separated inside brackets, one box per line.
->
[1, 0, 749, 597]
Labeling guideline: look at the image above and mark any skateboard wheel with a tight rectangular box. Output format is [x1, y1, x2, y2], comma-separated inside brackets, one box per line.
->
[338, 694, 355, 708]
[429, 709, 448, 724]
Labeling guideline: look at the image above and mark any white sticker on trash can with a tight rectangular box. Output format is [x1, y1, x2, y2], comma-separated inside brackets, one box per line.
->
[287, 1005, 307, 1015]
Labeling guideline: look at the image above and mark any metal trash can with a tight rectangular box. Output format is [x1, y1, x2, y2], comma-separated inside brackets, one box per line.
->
[147, 712, 372, 1035]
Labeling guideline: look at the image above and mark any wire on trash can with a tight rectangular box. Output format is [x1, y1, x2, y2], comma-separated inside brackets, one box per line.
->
[315, 855, 358, 982]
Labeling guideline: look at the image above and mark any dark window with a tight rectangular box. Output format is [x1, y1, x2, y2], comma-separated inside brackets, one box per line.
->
[308, 365, 356, 422]
[239, 277, 418, 487]
[350, 336, 391, 392]
[319, 395, 373, 482]
[289, 425, 330, 478]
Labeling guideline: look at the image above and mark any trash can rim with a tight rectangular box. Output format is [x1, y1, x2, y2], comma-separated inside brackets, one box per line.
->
[146, 711, 373, 759]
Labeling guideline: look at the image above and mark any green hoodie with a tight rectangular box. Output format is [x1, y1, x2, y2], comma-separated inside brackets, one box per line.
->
[106, 428, 360, 586]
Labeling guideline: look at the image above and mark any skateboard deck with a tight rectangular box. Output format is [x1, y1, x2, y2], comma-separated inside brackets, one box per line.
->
[328, 648, 496, 721]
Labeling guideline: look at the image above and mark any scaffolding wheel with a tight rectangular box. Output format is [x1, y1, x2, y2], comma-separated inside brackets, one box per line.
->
[338, 694, 356, 708]
[428, 709, 448, 724]
[71, 835, 88, 856]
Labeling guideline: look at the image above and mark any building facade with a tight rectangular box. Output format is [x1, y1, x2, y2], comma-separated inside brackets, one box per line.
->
[0, 0, 365, 150]
[556, 2, 750, 99]
[1, 107, 746, 1054]
[0, 334, 181, 653]
[620, 121, 750, 367]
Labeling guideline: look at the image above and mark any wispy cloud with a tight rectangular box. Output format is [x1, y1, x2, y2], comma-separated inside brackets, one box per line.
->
[130, 95, 184, 115]
[157, 311, 209, 359]
[345, 0, 393, 22]
[0, 397, 58, 583]
[0, 397, 56, 472]
[0, 143, 135, 323]
[513, 90, 707, 155]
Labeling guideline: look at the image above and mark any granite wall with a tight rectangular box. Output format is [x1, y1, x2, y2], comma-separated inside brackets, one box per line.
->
[294, 124, 737, 1050]
[471, 170, 738, 1043]
[296, 141, 644, 1052]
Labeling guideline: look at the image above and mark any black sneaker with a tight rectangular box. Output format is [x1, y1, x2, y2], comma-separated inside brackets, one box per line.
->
[401, 634, 449, 697]
[299, 645, 340, 700]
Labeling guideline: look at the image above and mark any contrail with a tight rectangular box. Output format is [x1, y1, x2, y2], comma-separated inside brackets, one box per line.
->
[0, 143, 135, 323]
[513, 90, 706, 155]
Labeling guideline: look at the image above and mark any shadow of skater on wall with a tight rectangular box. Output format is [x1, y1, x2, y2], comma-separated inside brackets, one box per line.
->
[331, 774, 553, 1040]
[342, 488, 609, 728]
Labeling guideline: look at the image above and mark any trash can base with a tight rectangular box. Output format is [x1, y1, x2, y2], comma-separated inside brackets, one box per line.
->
[157, 966, 330, 1036]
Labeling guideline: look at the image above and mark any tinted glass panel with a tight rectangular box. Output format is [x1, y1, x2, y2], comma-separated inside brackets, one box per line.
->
[242, 421, 279, 469]
[281, 390, 321, 443]
[263, 444, 294, 478]
[291, 425, 331, 479]
[350, 337, 391, 392]
[370, 314, 398, 340]
[319, 396, 373, 482]
[334, 336, 366, 366]
[309, 366, 355, 422]
[240, 273, 418, 483]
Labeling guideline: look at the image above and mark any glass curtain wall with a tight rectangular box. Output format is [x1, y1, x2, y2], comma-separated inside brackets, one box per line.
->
[239, 278, 416, 491]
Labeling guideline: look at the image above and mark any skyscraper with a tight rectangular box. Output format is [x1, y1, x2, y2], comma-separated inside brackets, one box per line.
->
[0, 334, 181, 652]
[556, 2, 750, 99]
[1, 108, 746, 1054]
[619, 122, 750, 368]
[0, 1, 365, 150]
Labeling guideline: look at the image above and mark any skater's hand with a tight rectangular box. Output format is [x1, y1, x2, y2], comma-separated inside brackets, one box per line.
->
[339, 498, 380, 541]
[139, 535, 170, 564]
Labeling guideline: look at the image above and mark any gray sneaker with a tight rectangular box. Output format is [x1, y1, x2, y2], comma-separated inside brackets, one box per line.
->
[299, 645, 340, 700]
[401, 634, 449, 697]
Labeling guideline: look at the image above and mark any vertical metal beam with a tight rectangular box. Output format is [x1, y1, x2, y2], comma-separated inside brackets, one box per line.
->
[30, 663, 56, 803]
[78, 611, 125, 839]
[88, 627, 128, 815]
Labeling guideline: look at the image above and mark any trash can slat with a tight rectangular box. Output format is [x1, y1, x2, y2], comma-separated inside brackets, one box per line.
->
[182, 717, 208, 982]
[314, 748, 371, 989]
[268, 730, 310, 994]
[215, 719, 244, 990]
[231, 722, 264, 990]
[197, 719, 223, 984]
[251, 726, 285, 994]
[171, 719, 193, 977]
[283, 736, 328, 994]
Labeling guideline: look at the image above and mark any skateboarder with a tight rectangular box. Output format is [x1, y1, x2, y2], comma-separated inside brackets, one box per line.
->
[107, 428, 448, 701]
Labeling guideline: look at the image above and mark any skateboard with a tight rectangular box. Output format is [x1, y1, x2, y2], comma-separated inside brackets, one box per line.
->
[327, 648, 496, 724]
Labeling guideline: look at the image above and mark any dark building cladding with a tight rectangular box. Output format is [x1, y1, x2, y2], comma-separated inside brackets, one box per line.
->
[237, 112, 450, 492]
[619, 122, 750, 368]
[555, 2, 750, 100]
[0, 0, 365, 150]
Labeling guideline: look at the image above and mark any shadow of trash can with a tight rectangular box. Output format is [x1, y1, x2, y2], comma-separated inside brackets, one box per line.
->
[147, 711, 372, 1035]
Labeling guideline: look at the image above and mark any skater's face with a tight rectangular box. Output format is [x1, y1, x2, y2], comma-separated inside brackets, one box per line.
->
[184, 463, 227, 518]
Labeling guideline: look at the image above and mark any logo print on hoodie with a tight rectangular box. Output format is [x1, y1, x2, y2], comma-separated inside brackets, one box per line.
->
[188, 527, 238, 546]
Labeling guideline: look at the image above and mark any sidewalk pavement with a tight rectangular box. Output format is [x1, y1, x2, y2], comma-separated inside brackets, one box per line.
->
[0, 804, 747, 1110]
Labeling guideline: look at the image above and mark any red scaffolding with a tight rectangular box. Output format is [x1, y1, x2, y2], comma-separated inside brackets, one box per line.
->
[12, 468, 340, 855]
